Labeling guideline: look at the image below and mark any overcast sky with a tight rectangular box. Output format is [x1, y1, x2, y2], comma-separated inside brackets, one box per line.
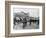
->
[13, 8, 39, 17]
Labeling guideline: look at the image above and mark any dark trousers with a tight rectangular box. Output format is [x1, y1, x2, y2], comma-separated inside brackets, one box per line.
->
[23, 22, 27, 28]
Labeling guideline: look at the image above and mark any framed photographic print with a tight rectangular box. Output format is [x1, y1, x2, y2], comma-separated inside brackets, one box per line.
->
[5, 1, 45, 37]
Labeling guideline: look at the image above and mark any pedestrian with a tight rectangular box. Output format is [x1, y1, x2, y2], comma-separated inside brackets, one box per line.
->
[23, 17, 27, 28]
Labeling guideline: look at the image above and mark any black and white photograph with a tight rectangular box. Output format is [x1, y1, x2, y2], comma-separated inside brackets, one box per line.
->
[13, 7, 39, 30]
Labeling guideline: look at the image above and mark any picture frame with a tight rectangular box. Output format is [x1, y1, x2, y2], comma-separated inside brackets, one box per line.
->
[5, 1, 45, 37]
